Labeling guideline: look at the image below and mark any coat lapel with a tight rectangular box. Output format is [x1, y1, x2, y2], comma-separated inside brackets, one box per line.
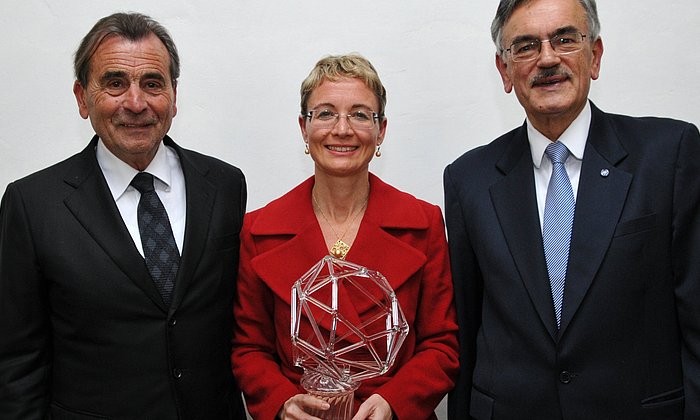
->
[250, 175, 428, 337]
[62, 136, 167, 311]
[559, 104, 632, 334]
[489, 126, 558, 340]
[166, 138, 217, 311]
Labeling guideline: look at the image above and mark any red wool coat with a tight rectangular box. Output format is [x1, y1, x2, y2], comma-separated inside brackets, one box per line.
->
[231, 174, 459, 419]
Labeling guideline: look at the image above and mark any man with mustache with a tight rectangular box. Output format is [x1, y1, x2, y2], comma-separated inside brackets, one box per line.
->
[444, 0, 700, 418]
[0, 13, 247, 419]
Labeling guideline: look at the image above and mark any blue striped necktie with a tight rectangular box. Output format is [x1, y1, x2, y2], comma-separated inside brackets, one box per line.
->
[542, 142, 575, 328]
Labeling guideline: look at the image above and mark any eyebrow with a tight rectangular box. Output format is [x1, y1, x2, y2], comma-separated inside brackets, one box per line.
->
[142, 72, 166, 82]
[310, 102, 375, 111]
[100, 71, 127, 82]
[509, 25, 581, 46]
[99, 71, 166, 83]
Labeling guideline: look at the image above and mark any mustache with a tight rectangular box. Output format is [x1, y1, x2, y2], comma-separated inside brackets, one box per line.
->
[530, 67, 572, 86]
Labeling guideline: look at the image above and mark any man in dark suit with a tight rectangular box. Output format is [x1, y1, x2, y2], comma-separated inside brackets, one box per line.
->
[445, 0, 700, 419]
[0, 13, 247, 419]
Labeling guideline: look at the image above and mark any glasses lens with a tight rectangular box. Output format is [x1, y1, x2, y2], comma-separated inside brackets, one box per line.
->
[552, 33, 584, 54]
[348, 110, 376, 129]
[510, 40, 540, 62]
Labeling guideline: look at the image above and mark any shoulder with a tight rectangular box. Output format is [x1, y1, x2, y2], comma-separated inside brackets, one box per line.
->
[590, 102, 697, 145]
[446, 124, 524, 174]
[176, 146, 245, 180]
[601, 110, 697, 137]
[367, 174, 441, 230]
[7, 148, 90, 196]
[243, 177, 314, 235]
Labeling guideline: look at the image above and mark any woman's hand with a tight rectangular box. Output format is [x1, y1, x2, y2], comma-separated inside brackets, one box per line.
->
[278, 394, 330, 420]
[351, 394, 393, 420]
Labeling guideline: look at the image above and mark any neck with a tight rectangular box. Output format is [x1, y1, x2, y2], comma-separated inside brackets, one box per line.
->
[527, 103, 586, 141]
[312, 171, 370, 222]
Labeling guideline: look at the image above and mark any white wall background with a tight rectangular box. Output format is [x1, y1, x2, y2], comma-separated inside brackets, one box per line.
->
[1, 1, 698, 418]
[1, 1, 699, 212]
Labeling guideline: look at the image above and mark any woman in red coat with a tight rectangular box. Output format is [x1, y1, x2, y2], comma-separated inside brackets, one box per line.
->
[231, 53, 459, 420]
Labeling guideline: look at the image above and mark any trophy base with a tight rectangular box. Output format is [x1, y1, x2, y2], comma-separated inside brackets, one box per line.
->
[301, 372, 359, 420]
[305, 388, 355, 420]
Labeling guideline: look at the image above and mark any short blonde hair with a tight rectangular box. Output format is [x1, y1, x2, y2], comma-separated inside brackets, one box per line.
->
[300, 53, 386, 118]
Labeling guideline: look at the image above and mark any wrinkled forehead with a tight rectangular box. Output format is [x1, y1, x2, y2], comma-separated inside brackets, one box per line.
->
[89, 34, 171, 80]
[502, 0, 589, 43]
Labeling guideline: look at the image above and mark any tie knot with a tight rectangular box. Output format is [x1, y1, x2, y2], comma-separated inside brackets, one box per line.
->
[130, 172, 155, 193]
[545, 141, 570, 165]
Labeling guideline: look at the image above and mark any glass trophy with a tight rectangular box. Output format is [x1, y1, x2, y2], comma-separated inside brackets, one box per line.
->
[291, 256, 409, 420]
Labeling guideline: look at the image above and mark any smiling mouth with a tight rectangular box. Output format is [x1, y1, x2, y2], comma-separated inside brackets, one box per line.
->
[326, 145, 358, 152]
[534, 76, 568, 87]
[119, 123, 154, 129]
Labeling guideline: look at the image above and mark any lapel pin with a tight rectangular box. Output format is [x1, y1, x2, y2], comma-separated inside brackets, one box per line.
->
[600, 169, 610, 177]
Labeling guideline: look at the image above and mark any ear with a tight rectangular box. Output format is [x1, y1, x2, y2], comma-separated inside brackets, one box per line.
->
[299, 114, 309, 143]
[73, 80, 90, 119]
[589, 37, 604, 80]
[376, 117, 388, 146]
[495, 53, 513, 93]
[172, 85, 178, 117]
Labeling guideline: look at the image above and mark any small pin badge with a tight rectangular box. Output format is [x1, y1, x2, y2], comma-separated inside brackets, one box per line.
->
[600, 169, 610, 177]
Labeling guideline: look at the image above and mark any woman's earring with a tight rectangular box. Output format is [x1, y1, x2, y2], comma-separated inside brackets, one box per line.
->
[375, 145, 382, 158]
[304, 143, 310, 155]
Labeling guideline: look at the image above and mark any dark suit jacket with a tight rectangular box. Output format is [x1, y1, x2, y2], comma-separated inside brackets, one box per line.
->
[231, 174, 459, 420]
[0, 135, 247, 419]
[444, 103, 700, 420]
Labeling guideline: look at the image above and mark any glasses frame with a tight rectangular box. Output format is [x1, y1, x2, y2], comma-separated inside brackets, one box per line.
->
[303, 108, 381, 130]
[505, 32, 588, 63]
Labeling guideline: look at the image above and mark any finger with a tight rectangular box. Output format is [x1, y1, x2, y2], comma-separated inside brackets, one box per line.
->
[281, 394, 330, 420]
[351, 401, 371, 420]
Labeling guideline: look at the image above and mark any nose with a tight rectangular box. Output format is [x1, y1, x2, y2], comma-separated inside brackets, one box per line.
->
[123, 84, 148, 113]
[537, 40, 561, 66]
[331, 114, 352, 136]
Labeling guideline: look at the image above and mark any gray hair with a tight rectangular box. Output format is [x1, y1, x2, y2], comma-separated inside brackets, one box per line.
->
[74, 12, 180, 87]
[491, 0, 600, 54]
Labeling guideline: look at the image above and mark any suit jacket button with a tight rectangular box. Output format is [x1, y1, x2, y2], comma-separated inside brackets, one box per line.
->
[173, 368, 182, 379]
[169, 318, 177, 327]
[560, 371, 572, 384]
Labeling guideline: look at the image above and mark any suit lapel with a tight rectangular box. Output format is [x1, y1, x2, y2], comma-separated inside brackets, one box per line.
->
[489, 126, 558, 340]
[166, 138, 217, 311]
[559, 104, 632, 334]
[63, 136, 167, 311]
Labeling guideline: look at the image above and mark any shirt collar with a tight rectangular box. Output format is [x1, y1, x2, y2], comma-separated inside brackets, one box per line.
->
[96, 139, 173, 200]
[529, 101, 591, 168]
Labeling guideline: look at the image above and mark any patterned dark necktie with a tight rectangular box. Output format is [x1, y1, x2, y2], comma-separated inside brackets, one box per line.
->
[542, 142, 575, 328]
[130, 172, 179, 306]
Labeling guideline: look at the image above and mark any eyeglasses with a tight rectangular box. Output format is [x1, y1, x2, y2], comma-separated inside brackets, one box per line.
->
[304, 108, 380, 130]
[505, 33, 587, 62]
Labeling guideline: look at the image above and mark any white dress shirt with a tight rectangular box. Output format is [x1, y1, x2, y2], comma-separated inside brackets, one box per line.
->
[96, 139, 186, 256]
[528, 101, 591, 230]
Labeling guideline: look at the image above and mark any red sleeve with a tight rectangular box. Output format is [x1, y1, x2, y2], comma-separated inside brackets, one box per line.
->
[375, 204, 460, 419]
[231, 212, 299, 419]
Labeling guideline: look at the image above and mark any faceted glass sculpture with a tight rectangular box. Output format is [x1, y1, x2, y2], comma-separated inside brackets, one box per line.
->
[291, 256, 409, 418]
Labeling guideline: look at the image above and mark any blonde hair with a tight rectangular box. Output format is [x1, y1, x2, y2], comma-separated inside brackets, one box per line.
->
[300, 53, 386, 118]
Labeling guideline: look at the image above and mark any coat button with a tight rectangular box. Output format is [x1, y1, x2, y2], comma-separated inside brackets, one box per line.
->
[560, 371, 573, 384]
[169, 318, 177, 327]
[173, 368, 182, 379]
